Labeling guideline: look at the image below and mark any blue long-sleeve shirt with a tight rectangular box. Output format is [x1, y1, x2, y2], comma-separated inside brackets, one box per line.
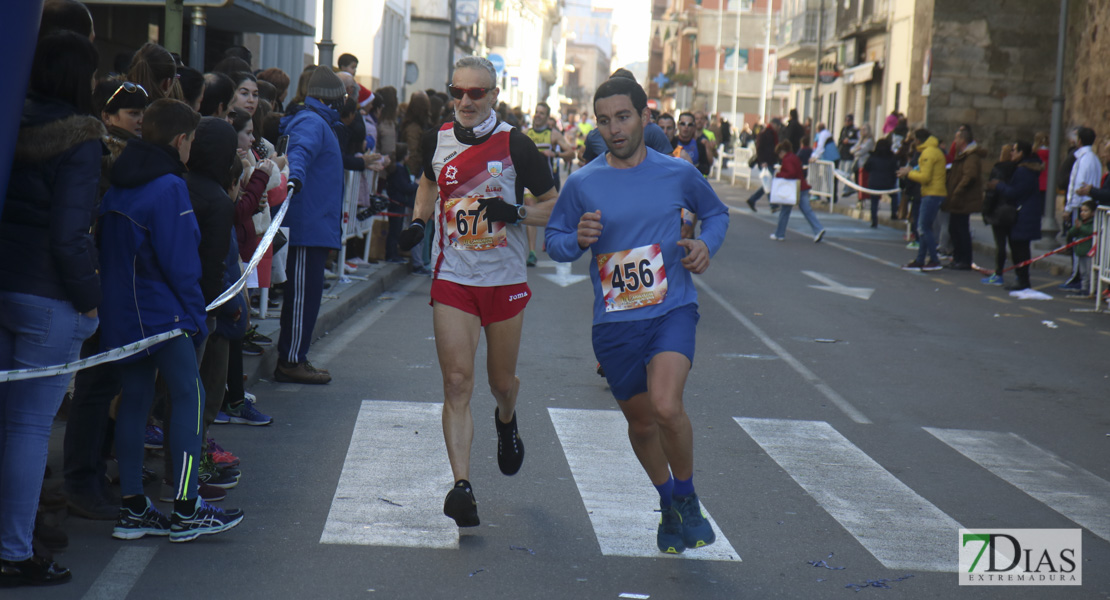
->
[545, 149, 729, 324]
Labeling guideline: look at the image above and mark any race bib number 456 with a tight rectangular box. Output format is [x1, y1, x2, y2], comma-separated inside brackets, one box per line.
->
[597, 244, 668, 312]
[444, 196, 507, 251]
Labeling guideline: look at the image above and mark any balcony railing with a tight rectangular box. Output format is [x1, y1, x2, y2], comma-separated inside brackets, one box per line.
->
[777, 10, 819, 48]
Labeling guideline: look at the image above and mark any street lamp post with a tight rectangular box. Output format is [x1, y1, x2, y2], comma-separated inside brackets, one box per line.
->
[1042, 0, 1067, 245]
[729, 0, 742, 127]
[758, 0, 772, 123]
[712, 0, 723, 116]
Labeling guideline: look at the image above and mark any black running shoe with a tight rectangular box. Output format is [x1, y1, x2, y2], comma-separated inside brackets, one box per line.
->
[111, 497, 171, 540]
[443, 480, 479, 527]
[494, 407, 524, 475]
[169, 499, 244, 543]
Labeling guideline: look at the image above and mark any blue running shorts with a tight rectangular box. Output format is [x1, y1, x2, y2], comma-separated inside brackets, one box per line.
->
[591, 303, 699, 401]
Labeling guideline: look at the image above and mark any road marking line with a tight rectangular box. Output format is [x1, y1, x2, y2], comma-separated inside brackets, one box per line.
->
[986, 296, 1011, 304]
[549, 408, 740, 561]
[1020, 306, 1046, 314]
[958, 286, 982, 295]
[695, 279, 872, 424]
[925, 427, 1110, 543]
[736, 418, 959, 571]
[1056, 317, 1083, 326]
[320, 400, 458, 548]
[932, 277, 953, 285]
[823, 239, 911, 270]
[312, 277, 426, 365]
[81, 546, 158, 600]
[728, 205, 913, 271]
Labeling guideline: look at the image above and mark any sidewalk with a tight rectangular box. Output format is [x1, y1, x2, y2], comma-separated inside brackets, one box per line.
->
[721, 175, 1074, 277]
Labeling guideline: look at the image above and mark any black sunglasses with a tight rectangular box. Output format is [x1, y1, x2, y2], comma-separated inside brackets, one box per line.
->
[678, 122, 696, 127]
[105, 81, 149, 110]
[448, 85, 493, 101]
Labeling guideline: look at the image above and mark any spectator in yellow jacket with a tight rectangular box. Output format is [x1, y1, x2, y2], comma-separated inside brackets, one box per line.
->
[898, 129, 947, 270]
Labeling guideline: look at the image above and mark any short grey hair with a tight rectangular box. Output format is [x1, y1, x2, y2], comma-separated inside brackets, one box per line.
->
[455, 56, 497, 88]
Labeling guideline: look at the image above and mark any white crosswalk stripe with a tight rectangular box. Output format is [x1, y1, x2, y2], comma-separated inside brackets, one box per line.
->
[925, 427, 1110, 543]
[320, 400, 458, 548]
[735, 418, 961, 572]
[549, 408, 740, 561]
[319, 403, 1105, 568]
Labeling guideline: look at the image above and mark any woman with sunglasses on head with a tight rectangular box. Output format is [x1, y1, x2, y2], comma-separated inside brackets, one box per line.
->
[56, 77, 153, 525]
[94, 79, 150, 164]
[397, 55, 559, 529]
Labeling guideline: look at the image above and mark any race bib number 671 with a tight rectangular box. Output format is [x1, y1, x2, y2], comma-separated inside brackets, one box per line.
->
[597, 244, 668, 312]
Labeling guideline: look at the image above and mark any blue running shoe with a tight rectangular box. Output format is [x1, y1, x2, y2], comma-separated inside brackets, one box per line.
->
[144, 425, 163, 449]
[169, 498, 244, 543]
[981, 274, 1004, 286]
[657, 502, 685, 554]
[674, 493, 716, 549]
[112, 497, 171, 540]
[213, 411, 230, 425]
[226, 399, 272, 426]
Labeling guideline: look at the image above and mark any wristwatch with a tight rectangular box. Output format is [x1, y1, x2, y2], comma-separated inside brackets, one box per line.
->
[517, 204, 527, 221]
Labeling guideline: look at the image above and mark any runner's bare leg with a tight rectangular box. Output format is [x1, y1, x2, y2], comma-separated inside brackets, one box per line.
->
[434, 302, 483, 482]
[616, 351, 694, 484]
[484, 310, 524, 424]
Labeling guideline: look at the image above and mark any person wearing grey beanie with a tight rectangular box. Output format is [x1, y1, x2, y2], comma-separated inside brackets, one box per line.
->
[305, 66, 345, 107]
[272, 66, 346, 384]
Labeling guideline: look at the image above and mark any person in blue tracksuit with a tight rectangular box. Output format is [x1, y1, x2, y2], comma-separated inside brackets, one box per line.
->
[273, 66, 346, 384]
[545, 77, 729, 555]
[98, 98, 243, 542]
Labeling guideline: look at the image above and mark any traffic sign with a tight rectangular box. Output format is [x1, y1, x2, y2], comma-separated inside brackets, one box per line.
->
[488, 54, 506, 75]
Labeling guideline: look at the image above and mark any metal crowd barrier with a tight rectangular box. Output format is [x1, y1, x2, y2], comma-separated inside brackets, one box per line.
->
[808, 160, 836, 211]
[334, 169, 381, 278]
[1095, 205, 1108, 311]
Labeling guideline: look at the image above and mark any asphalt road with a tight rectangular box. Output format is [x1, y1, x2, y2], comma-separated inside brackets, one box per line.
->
[25, 185, 1110, 600]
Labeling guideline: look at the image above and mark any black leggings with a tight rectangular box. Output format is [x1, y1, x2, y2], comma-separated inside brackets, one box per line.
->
[991, 224, 1012, 275]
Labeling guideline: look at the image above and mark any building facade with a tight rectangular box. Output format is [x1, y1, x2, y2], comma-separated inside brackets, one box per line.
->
[649, 0, 790, 128]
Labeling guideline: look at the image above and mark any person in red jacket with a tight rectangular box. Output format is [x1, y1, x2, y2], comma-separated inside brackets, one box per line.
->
[770, 140, 826, 242]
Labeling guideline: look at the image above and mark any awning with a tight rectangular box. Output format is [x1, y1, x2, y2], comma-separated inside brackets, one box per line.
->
[842, 61, 875, 85]
[83, 0, 314, 36]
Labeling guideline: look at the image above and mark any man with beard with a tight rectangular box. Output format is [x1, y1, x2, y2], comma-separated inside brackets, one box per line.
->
[544, 77, 729, 554]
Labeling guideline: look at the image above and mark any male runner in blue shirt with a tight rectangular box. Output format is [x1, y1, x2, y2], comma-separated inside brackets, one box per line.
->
[545, 77, 729, 554]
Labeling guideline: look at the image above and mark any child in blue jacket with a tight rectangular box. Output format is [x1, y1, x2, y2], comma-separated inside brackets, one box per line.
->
[98, 99, 243, 542]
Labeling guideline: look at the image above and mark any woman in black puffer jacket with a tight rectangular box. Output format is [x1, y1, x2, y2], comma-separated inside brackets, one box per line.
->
[0, 32, 103, 586]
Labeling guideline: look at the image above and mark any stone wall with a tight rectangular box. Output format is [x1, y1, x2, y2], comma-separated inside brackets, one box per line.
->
[925, 0, 1059, 155]
[1065, 0, 1110, 135]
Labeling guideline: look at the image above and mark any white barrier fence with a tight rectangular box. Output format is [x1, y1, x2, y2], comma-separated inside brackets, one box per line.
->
[334, 169, 382, 278]
[1095, 205, 1108, 311]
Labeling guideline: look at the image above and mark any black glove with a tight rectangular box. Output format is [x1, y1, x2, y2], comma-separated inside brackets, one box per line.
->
[398, 219, 425, 251]
[287, 177, 302, 195]
[477, 196, 522, 224]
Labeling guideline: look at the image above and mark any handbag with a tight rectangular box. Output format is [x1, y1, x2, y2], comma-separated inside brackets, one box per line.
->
[252, 202, 271, 236]
[770, 177, 800, 205]
[760, 167, 774, 194]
